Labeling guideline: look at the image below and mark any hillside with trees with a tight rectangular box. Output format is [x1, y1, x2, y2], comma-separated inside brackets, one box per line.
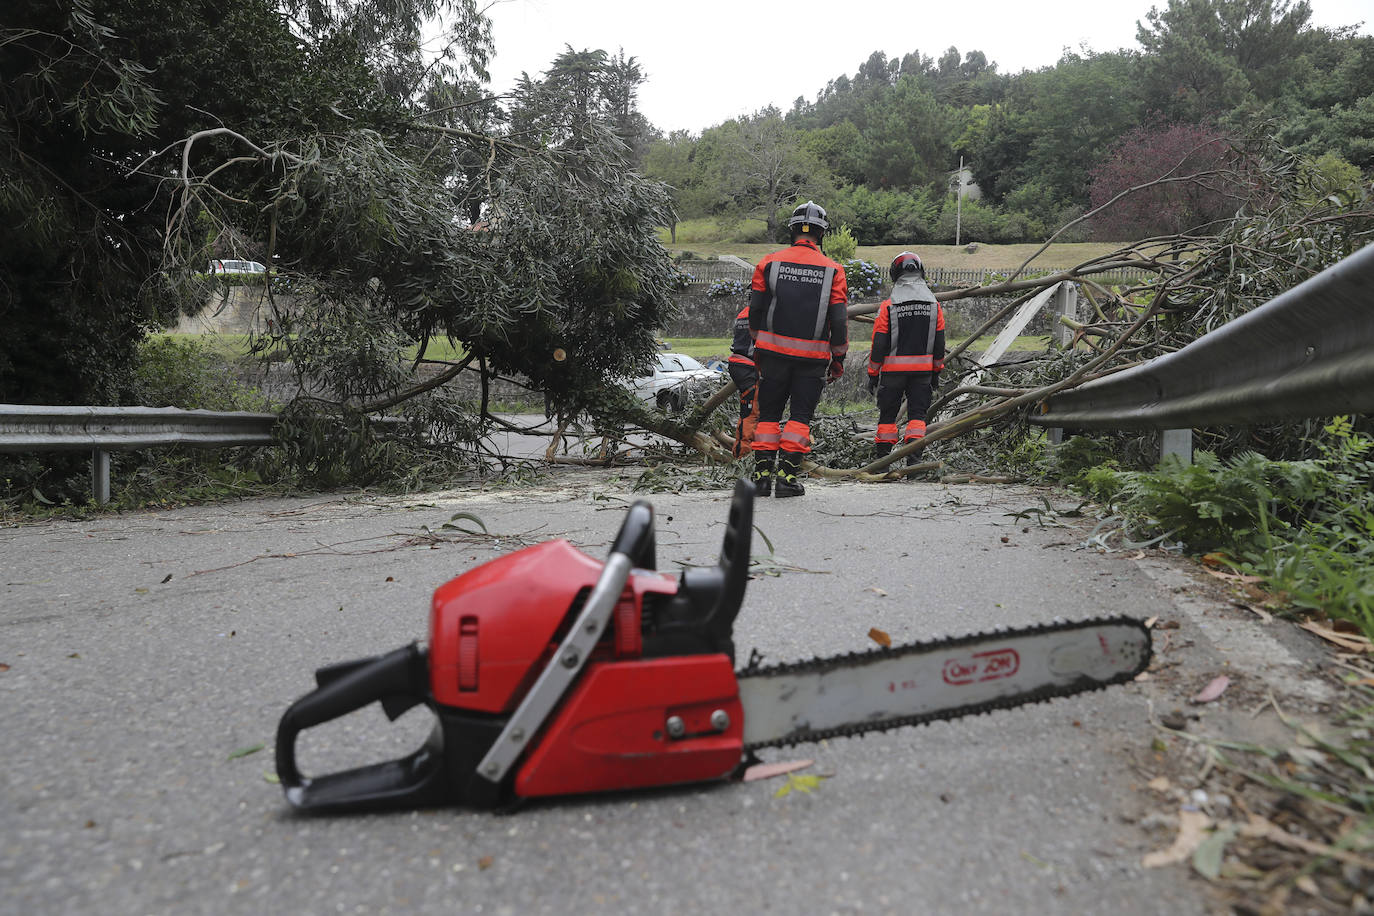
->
[643, 0, 1372, 245]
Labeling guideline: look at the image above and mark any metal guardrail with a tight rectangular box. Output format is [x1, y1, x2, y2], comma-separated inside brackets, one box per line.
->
[0, 405, 277, 504]
[1031, 243, 1374, 443]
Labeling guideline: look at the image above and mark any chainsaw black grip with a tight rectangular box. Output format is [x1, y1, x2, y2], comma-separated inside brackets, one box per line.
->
[714, 477, 755, 627]
[275, 643, 428, 791]
[609, 500, 656, 568]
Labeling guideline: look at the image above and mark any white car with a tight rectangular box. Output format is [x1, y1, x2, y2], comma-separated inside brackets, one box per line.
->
[208, 259, 267, 275]
[625, 352, 724, 412]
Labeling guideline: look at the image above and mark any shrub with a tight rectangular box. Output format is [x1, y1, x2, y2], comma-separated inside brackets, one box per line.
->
[822, 223, 858, 262]
[706, 278, 750, 300]
[842, 259, 884, 299]
[131, 336, 267, 411]
[668, 267, 696, 290]
[1076, 418, 1374, 639]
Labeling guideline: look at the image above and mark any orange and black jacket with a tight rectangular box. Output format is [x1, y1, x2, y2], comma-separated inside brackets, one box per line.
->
[729, 305, 754, 368]
[867, 276, 946, 377]
[748, 238, 848, 365]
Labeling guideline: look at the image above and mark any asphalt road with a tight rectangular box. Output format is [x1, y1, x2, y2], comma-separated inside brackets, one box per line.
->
[1, 468, 1333, 915]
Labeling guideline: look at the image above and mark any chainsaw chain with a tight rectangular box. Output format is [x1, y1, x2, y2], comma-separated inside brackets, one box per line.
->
[736, 615, 1152, 752]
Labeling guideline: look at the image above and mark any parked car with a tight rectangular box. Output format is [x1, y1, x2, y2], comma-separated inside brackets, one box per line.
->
[624, 352, 724, 413]
[208, 259, 267, 275]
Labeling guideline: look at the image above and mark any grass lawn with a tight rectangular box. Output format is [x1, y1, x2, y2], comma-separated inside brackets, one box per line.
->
[660, 218, 1125, 272]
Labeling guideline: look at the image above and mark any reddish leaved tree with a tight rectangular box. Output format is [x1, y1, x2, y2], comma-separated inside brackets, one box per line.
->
[1087, 122, 1257, 240]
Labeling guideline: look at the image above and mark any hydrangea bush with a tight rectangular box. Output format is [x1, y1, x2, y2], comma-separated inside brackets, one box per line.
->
[706, 278, 750, 299]
[842, 259, 884, 298]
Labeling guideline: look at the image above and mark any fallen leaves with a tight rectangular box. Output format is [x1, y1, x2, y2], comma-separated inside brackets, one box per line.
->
[1191, 825, 1238, 880]
[868, 627, 892, 648]
[1202, 566, 1264, 585]
[742, 759, 814, 782]
[1142, 808, 1211, 868]
[227, 743, 264, 761]
[1299, 620, 1372, 653]
[774, 772, 823, 798]
[1190, 675, 1230, 704]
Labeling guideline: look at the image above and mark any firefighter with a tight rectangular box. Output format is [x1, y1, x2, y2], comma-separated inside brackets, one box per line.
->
[867, 251, 945, 465]
[728, 304, 759, 457]
[748, 200, 849, 497]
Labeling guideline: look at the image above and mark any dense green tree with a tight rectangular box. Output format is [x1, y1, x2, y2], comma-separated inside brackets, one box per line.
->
[280, 0, 493, 101]
[643, 129, 711, 240]
[1136, 0, 1318, 119]
[698, 109, 832, 239]
[857, 73, 953, 189]
[0, 0, 398, 406]
[1269, 32, 1374, 168]
[603, 49, 658, 165]
[800, 120, 867, 187]
[967, 51, 1145, 211]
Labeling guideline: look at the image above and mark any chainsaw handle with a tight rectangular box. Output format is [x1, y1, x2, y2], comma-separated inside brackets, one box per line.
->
[275, 643, 435, 809]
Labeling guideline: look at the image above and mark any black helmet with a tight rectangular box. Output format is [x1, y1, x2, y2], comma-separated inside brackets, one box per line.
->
[890, 251, 924, 281]
[787, 200, 829, 239]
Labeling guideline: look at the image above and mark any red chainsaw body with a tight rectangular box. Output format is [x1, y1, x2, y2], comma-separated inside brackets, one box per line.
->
[428, 538, 745, 797]
[515, 655, 743, 797]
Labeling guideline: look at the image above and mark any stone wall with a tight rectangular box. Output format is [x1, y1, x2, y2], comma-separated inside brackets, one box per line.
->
[173, 285, 286, 335]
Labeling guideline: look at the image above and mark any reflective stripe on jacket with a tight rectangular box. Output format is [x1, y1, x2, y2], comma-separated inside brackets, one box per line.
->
[749, 239, 848, 364]
[867, 275, 946, 376]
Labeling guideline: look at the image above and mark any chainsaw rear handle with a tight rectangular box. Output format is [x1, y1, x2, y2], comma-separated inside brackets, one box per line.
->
[274, 643, 455, 813]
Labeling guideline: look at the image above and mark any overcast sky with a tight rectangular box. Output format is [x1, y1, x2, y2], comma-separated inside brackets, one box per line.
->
[473, 0, 1371, 134]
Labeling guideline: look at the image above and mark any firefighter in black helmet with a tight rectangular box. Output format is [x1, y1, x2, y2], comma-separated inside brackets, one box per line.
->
[866, 251, 945, 465]
[748, 200, 849, 497]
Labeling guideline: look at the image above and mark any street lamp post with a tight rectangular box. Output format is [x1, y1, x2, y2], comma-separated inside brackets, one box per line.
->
[954, 155, 964, 247]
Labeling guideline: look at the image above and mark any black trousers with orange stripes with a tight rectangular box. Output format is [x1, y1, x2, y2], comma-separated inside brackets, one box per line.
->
[751, 351, 826, 455]
[874, 371, 934, 443]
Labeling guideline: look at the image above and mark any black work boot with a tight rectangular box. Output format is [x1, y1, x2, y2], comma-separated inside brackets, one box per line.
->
[773, 452, 805, 498]
[751, 451, 776, 497]
[904, 437, 925, 467]
[872, 442, 893, 461]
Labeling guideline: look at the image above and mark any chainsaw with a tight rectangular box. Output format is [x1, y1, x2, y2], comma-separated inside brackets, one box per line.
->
[275, 478, 1151, 813]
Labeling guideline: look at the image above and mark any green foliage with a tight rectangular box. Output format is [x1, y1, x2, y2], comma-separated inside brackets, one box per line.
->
[132, 336, 268, 411]
[822, 223, 858, 262]
[1076, 419, 1374, 639]
[823, 185, 941, 245]
[0, 0, 403, 407]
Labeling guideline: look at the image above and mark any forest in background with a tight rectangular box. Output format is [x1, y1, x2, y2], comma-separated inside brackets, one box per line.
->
[630, 0, 1372, 246]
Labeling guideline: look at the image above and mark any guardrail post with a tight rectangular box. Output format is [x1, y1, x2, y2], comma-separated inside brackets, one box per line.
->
[1053, 282, 1077, 348]
[92, 448, 111, 505]
[1160, 429, 1192, 465]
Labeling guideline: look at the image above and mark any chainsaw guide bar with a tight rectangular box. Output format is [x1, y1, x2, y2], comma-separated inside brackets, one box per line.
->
[736, 616, 1152, 751]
